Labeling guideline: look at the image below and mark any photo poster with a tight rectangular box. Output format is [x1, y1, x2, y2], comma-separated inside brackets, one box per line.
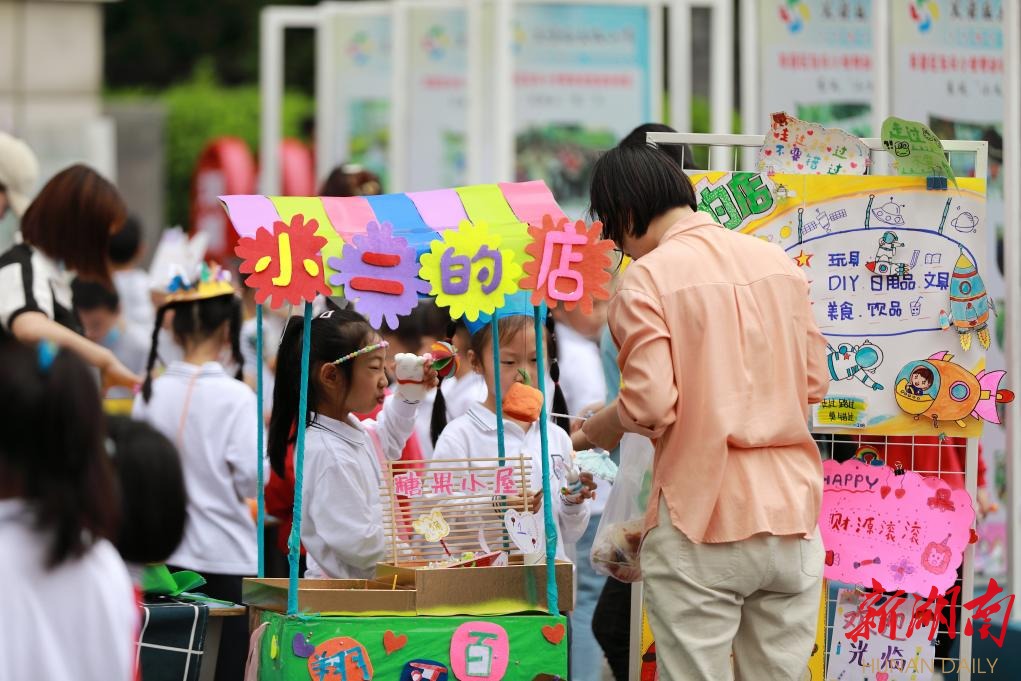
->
[327, 11, 393, 189]
[406, 6, 469, 191]
[890, 0, 1008, 574]
[687, 171, 997, 437]
[513, 3, 654, 217]
[757, 0, 873, 136]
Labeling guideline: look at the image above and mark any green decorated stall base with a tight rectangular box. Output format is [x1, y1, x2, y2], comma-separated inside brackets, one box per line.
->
[255, 610, 568, 681]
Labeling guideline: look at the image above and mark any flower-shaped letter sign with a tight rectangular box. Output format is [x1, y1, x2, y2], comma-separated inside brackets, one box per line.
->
[521, 215, 613, 313]
[235, 214, 331, 308]
[327, 221, 430, 330]
[419, 220, 522, 322]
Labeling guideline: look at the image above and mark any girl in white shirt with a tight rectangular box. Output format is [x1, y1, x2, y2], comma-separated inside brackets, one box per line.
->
[267, 307, 437, 579]
[0, 340, 136, 681]
[433, 303, 593, 562]
[132, 267, 254, 681]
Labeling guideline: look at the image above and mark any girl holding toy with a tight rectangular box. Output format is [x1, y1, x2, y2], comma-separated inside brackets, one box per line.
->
[268, 308, 437, 579]
[133, 265, 255, 681]
[432, 296, 594, 561]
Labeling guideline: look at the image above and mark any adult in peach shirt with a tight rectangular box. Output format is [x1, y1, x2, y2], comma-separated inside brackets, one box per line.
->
[574, 144, 830, 681]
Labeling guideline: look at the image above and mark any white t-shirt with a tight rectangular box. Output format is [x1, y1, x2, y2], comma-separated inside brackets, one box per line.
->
[133, 361, 260, 575]
[413, 372, 489, 458]
[0, 499, 137, 681]
[301, 399, 418, 579]
[554, 322, 607, 416]
[433, 404, 591, 561]
[113, 268, 155, 332]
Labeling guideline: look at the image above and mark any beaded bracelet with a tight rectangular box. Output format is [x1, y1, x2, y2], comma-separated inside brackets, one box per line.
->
[332, 340, 389, 365]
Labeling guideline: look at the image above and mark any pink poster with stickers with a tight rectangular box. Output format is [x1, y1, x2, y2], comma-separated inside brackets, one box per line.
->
[820, 459, 974, 596]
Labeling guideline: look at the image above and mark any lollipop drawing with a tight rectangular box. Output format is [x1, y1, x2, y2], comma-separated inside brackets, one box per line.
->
[894, 353, 1014, 430]
[939, 251, 995, 350]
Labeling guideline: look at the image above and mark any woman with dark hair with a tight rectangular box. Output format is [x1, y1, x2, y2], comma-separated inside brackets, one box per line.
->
[576, 143, 829, 681]
[319, 164, 382, 197]
[0, 339, 137, 681]
[0, 164, 141, 392]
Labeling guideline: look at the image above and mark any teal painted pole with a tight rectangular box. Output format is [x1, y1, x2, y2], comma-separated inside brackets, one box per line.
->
[256, 303, 265, 578]
[533, 305, 558, 614]
[286, 302, 313, 614]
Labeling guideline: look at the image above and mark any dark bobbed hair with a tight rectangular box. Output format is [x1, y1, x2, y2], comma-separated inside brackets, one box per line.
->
[268, 308, 377, 477]
[142, 294, 245, 401]
[620, 123, 701, 171]
[108, 214, 143, 265]
[589, 144, 698, 249]
[319, 164, 382, 197]
[20, 164, 127, 285]
[0, 340, 119, 568]
[430, 314, 569, 445]
[106, 416, 187, 563]
[72, 277, 120, 312]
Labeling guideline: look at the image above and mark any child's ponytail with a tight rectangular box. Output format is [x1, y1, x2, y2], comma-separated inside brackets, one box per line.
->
[545, 315, 570, 434]
[268, 308, 376, 477]
[430, 320, 458, 446]
[228, 295, 245, 382]
[142, 304, 171, 402]
[268, 316, 306, 477]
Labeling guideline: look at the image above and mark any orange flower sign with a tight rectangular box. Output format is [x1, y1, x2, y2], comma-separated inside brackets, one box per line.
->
[521, 215, 613, 313]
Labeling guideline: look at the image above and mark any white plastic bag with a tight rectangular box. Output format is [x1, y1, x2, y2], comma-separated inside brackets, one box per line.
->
[590, 434, 654, 582]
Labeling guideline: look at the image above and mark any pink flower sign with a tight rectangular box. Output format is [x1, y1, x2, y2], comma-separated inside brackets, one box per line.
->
[821, 459, 975, 596]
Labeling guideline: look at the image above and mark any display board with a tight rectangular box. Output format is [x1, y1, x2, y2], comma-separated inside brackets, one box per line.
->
[512, 2, 659, 215]
[688, 171, 1007, 437]
[756, 0, 874, 136]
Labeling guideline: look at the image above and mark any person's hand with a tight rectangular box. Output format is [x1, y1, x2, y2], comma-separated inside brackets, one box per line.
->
[572, 402, 604, 434]
[493, 488, 543, 516]
[394, 353, 437, 402]
[100, 352, 142, 393]
[581, 403, 625, 452]
[563, 471, 597, 505]
[571, 429, 595, 451]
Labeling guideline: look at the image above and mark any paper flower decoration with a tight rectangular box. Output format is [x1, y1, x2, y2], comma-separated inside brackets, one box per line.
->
[235, 214, 331, 309]
[419, 220, 522, 322]
[520, 215, 613, 313]
[412, 509, 451, 543]
[327, 221, 430, 330]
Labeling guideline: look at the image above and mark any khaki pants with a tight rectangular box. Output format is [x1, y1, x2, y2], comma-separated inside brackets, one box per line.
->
[642, 499, 824, 681]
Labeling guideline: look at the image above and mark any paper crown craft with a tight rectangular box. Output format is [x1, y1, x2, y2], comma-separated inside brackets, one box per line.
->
[464, 291, 548, 335]
[163, 263, 235, 304]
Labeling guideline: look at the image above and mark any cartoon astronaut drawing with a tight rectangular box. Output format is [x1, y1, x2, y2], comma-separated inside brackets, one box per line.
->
[875, 231, 903, 264]
[826, 341, 885, 391]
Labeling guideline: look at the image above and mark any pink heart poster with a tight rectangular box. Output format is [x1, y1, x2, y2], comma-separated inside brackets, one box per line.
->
[821, 459, 974, 596]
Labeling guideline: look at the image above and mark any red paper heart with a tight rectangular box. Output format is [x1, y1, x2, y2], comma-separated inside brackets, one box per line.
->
[877, 673, 890, 681]
[895, 488, 906, 499]
[807, 129, 814, 135]
[970, 529, 979, 544]
[542, 623, 566, 645]
[797, 164, 804, 169]
[774, 132, 780, 139]
[880, 486, 891, 499]
[383, 630, 408, 655]
[765, 149, 773, 155]
[850, 162, 858, 168]
[827, 147, 832, 152]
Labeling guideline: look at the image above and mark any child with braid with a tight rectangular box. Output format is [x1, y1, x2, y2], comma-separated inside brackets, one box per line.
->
[132, 265, 255, 681]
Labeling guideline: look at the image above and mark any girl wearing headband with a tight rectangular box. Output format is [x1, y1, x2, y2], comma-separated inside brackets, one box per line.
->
[268, 308, 437, 578]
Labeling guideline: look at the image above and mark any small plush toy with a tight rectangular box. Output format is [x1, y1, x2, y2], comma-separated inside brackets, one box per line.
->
[394, 353, 430, 403]
[502, 369, 544, 423]
[429, 340, 459, 378]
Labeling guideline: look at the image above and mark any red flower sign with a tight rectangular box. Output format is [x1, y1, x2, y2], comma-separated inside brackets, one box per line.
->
[235, 214, 331, 308]
[521, 215, 613, 313]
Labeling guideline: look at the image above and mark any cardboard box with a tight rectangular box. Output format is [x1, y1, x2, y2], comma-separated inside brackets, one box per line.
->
[375, 557, 574, 616]
[242, 578, 416, 616]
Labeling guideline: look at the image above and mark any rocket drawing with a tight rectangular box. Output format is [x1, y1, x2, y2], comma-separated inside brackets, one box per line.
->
[894, 353, 1014, 430]
[939, 251, 994, 350]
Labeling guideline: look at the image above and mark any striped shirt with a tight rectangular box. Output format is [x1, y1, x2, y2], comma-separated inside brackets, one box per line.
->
[0, 242, 80, 338]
